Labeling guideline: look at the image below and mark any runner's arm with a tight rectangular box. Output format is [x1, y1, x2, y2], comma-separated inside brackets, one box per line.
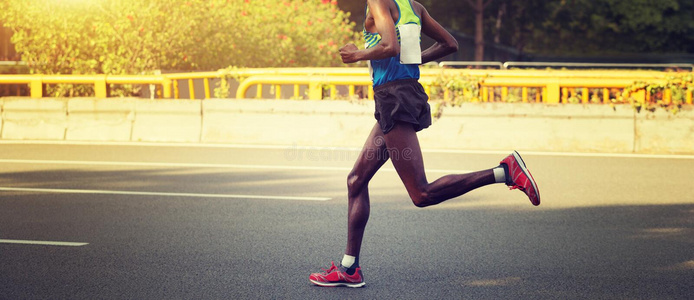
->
[339, 0, 399, 63]
[416, 1, 458, 64]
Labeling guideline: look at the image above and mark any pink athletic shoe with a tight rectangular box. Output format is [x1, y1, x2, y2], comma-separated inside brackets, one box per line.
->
[309, 261, 365, 288]
[500, 151, 540, 206]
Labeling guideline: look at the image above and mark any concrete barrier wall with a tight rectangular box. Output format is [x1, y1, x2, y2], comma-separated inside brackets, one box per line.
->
[201, 99, 375, 146]
[1, 97, 692, 154]
[634, 110, 694, 154]
[2, 98, 67, 140]
[132, 99, 202, 143]
[418, 103, 637, 153]
[66, 98, 134, 142]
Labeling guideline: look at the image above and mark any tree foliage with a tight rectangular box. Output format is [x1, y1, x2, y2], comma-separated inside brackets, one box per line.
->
[0, 0, 360, 76]
[522, 0, 694, 55]
[374, 0, 694, 58]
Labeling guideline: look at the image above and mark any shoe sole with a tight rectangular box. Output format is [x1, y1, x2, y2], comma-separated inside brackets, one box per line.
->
[512, 150, 540, 206]
[310, 279, 365, 288]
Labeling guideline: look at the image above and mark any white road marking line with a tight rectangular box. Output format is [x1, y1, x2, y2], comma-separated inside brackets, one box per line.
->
[0, 239, 88, 247]
[0, 159, 352, 171]
[1, 140, 692, 159]
[0, 159, 471, 174]
[0, 187, 331, 201]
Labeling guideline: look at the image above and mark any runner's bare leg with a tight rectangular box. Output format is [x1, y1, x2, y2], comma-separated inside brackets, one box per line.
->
[383, 122, 497, 207]
[345, 123, 390, 257]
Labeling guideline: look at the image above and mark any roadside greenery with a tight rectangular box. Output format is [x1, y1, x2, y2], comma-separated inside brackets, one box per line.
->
[0, 0, 360, 96]
[623, 73, 694, 114]
[432, 73, 485, 105]
[431, 70, 693, 116]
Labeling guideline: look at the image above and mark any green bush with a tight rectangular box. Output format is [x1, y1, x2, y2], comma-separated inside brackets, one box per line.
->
[0, 0, 360, 96]
[623, 73, 694, 114]
[432, 73, 485, 105]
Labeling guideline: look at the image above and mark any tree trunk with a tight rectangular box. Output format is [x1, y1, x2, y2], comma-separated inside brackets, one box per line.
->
[494, 2, 506, 44]
[474, 0, 485, 61]
[492, 1, 506, 60]
[466, 0, 492, 61]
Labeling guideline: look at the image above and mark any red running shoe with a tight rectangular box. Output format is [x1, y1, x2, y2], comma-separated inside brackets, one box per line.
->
[500, 151, 540, 206]
[309, 261, 365, 288]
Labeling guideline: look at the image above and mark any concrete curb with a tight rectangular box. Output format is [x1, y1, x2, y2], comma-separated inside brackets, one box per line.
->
[0, 97, 692, 154]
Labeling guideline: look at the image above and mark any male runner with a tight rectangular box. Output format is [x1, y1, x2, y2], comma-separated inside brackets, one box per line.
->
[309, 0, 540, 288]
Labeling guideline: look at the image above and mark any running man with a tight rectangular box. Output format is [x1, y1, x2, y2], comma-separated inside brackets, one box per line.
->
[309, 0, 540, 288]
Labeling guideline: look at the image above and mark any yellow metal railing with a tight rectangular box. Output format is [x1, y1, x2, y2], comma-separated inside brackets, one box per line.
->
[1, 68, 692, 105]
[0, 74, 173, 98]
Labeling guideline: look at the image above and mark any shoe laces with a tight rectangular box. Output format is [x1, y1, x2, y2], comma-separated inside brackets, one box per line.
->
[509, 185, 525, 192]
[320, 262, 339, 274]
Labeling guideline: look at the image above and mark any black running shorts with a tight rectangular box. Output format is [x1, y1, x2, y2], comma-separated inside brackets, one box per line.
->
[373, 78, 432, 134]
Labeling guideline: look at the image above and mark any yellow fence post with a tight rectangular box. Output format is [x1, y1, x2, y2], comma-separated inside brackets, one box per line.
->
[275, 84, 282, 99]
[535, 88, 541, 103]
[256, 84, 263, 99]
[663, 89, 672, 105]
[686, 89, 693, 105]
[293, 84, 300, 99]
[489, 88, 495, 102]
[368, 86, 374, 100]
[173, 80, 180, 99]
[94, 75, 107, 98]
[188, 79, 195, 100]
[561, 87, 568, 103]
[163, 79, 172, 99]
[603, 88, 610, 104]
[204, 78, 211, 99]
[30, 75, 43, 98]
[348, 85, 355, 98]
[582, 88, 589, 104]
[633, 90, 646, 106]
[308, 80, 321, 100]
[501, 87, 508, 102]
[546, 83, 560, 104]
[482, 86, 488, 102]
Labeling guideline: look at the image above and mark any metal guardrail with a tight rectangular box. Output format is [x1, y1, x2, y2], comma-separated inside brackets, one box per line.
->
[235, 75, 372, 100]
[230, 69, 692, 105]
[435, 61, 694, 71]
[501, 62, 694, 71]
[0, 68, 692, 105]
[438, 61, 504, 69]
[0, 74, 173, 98]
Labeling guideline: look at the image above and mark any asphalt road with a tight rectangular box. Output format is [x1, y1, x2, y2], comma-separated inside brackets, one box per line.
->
[0, 142, 692, 299]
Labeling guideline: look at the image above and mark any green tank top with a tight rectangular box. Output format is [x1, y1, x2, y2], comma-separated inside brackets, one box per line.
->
[363, 0, 422, 49]
[363, 0, 422, 87]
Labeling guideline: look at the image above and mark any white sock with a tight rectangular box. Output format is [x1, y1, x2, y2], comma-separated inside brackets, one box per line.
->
[341, 254, 356, 268]
[493, 166, 506, 183]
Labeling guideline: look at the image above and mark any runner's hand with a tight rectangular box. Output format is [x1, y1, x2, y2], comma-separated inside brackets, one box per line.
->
[339, 44, 359, 64]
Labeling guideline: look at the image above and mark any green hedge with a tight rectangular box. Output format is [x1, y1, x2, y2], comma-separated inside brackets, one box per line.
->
[0, 0, 360, 96]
